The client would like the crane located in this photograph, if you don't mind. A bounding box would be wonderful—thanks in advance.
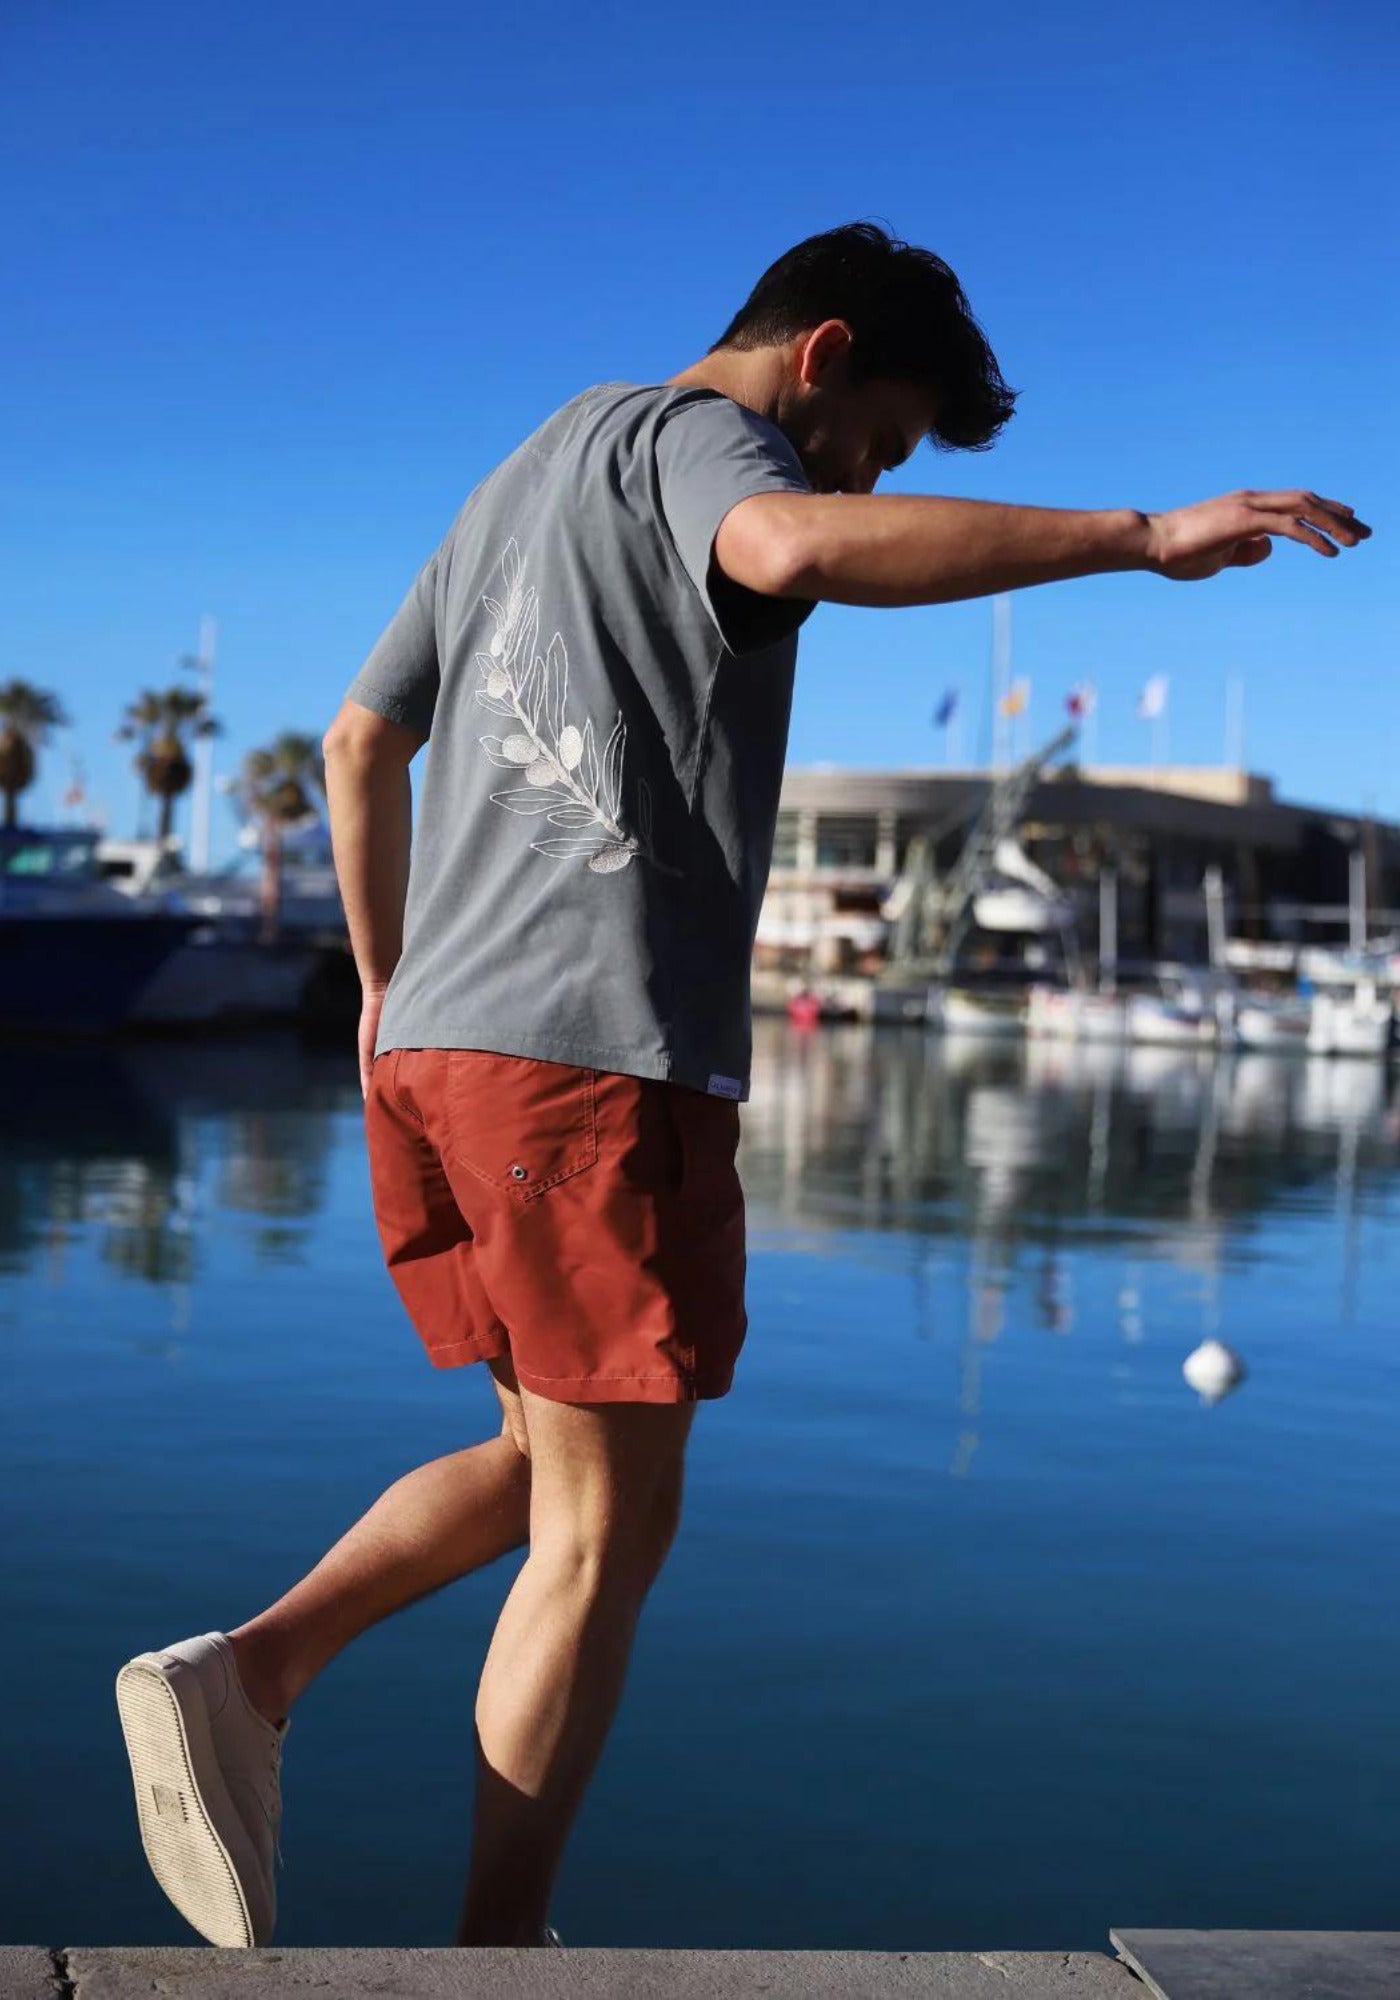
[882,724,1080,978]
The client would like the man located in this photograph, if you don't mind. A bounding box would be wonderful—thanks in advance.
[115,222,1369,1951]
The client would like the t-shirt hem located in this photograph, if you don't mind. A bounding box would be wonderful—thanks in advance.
[373,1021,750,1101]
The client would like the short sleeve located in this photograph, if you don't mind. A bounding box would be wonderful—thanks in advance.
[655,394,814,656]
[343,549,441,738]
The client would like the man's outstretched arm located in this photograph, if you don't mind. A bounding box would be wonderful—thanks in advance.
[323,697,422,1097]
[714,488,1371,609]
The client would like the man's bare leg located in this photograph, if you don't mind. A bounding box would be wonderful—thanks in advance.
[226,1358,534,1723]
[455,1382,695,1947]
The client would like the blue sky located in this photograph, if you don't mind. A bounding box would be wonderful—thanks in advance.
[2,0,1395,858]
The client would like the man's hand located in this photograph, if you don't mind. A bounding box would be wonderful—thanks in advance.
[358,983,388,1101]
[1144,489,1371,581]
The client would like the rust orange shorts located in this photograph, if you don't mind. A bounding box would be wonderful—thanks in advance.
[362,1046,748,1404]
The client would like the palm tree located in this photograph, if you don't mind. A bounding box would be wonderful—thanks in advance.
[236,732,326,943]
[0,680,70,831]
[115,686,222,845]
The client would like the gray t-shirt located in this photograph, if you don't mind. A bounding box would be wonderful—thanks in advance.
[343,380,813,1101]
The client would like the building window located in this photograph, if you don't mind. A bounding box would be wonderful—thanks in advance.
[814,814,879,868]
[770,811,799,868]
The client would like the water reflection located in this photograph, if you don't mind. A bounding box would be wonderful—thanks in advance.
[2,1022,1394,1317]
[741,1017,1398,1478]
[743,1016,1396,1257]
[0,1033,360,1290]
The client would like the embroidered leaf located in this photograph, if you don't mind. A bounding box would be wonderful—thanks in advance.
[602,713,626,820]
[531,836,612,859]
[580,716,599,796]
[474,540,670,880]
[511,596,539,675]
[545,633,568,742]
[491,787,573,815]
[521,653,545,728]
[588,842,634,874]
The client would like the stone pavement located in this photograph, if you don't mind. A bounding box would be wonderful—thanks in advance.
[2,1944,1141,1998]
[6,1933,1397,1996]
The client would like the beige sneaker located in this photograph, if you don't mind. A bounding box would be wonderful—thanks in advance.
[115,1630,288,1947]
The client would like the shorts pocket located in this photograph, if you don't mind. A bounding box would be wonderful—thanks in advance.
[441,1050,598,1199]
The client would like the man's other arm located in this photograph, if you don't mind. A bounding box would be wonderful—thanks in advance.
[322,698,421,1089]
[713,488,1369,608]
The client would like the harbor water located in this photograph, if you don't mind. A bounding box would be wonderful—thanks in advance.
[2,1017,1397,1949]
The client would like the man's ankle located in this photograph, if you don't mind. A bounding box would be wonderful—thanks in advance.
[226,1628,297,1728]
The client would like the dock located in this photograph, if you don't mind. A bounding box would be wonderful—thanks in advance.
[7,1932,1398,1997]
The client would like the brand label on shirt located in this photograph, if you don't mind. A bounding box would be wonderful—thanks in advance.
[707,1073,742,1099]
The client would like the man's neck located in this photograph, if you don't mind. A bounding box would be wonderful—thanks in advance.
[667,347,788,428]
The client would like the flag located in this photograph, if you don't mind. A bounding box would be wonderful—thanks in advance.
[933,688,959,728]
[62,783,85,807]
[998,678,1029,718]
[1066,680,1097,718]
[1137,673,1169,720]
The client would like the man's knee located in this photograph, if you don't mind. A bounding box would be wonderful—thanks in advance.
[533,1456,683,1588]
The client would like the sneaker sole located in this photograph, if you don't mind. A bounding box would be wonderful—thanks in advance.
[115,1654,267,1948]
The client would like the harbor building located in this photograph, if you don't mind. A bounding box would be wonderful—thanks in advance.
[758,763,1400,977]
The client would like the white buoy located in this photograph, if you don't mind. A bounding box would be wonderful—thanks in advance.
[1182,1338,1247,1405]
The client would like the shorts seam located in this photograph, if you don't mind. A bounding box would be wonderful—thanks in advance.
[509,1366,696,1383]
[390,1047,426,1128]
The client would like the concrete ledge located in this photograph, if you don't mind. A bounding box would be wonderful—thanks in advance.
[0,1950,53,2000]
[1111,1928,1400,1999]
[12,1946,1143,1999]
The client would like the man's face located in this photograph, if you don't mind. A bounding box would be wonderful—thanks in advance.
[776,350,934,496]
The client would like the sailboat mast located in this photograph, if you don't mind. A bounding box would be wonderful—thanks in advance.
[189,614,217,873]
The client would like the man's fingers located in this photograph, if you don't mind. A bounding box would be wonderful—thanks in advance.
[1260,512,1341,557]
[1245,491,1371,542]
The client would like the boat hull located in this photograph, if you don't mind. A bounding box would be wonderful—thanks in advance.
[0,914,200,1033]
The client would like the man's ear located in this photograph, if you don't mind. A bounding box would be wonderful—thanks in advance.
[795,319,854,388]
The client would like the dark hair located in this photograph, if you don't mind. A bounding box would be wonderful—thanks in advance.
[710,221,1017,452]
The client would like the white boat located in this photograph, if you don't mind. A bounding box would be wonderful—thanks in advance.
[1026,985,1128,1043]
[1033,963,1231,1050]
[1123,965,1233,1048]
[1306,976,1392,1058]
[937,987,1028,1038]
[1233,994,1312,1052]
[971,839,1077,935]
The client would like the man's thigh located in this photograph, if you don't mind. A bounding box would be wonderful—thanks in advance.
[517,1381,696,1549]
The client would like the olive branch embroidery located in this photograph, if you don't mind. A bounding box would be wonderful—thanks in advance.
[474,539,676,875]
